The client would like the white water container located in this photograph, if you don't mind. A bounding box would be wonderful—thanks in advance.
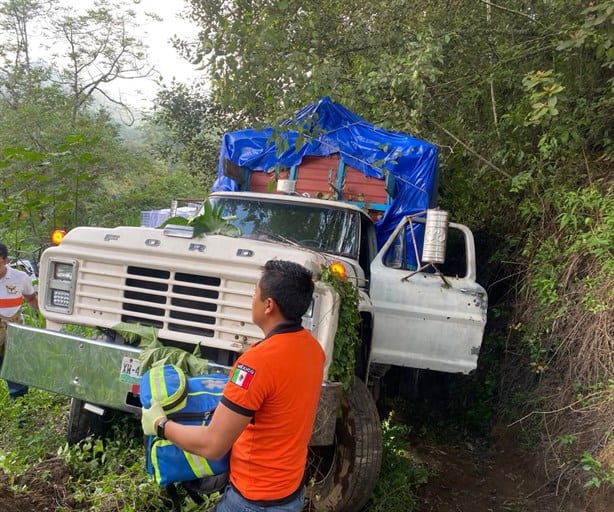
[422,209,449,264]
[277,179,296,194]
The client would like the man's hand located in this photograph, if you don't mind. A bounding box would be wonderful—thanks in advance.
[141,401,166,436]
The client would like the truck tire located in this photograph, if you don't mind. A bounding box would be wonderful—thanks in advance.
[305,377,383,511]
[67,398,111,444]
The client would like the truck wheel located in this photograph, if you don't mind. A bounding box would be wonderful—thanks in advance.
[67,398,111,444]
[305,377,383,511]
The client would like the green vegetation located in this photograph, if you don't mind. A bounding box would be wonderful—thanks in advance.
[0,385,426,511]
[0,0,212,254]
[320,265,361,390]
[580,451,614,490]
[367,421,430,512]
[0,388,172,511]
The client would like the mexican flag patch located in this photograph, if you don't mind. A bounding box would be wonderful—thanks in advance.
[231,364,255,390]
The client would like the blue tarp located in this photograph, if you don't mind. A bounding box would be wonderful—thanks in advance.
[211,96,439,249]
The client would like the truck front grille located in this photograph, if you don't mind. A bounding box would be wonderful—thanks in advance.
[121,266,222,337]
[68,258,258,347]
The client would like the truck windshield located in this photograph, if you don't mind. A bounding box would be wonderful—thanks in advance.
[210,197,360,258]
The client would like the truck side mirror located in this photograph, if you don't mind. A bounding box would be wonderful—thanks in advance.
[421,209,449,265]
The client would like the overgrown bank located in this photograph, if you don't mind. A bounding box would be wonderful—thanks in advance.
[497,183,613,507]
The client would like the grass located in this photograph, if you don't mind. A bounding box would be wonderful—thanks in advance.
[365,420,430,511]
[0,382,427,511]
[0,384,173,511]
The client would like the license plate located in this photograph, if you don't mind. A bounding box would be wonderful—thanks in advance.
[120,356,141,384]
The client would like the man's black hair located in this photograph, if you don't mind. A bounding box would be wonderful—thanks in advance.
[259,260,314,322]
[0,243,8,259]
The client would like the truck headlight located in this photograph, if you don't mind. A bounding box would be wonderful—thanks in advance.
[54,262,74,281]
[46,260,77,314]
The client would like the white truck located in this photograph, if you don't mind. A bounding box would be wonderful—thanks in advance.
[2,99,488,511]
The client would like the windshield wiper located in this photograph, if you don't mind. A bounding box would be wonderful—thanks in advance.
[253,230,299,246]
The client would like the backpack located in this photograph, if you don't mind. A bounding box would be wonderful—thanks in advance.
[140,364,230,507]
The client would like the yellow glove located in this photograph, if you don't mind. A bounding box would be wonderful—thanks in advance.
[141,400,166,436]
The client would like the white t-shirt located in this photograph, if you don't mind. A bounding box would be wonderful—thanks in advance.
[0,266,35,318]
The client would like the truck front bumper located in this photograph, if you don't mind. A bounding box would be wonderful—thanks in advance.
[2,324,342,445]
[1,324,141,412]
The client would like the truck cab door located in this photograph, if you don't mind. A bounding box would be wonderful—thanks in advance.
[369,216,487,374]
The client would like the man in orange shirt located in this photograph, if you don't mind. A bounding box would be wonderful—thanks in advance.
[142,260,325,511]
[0,242,39,400]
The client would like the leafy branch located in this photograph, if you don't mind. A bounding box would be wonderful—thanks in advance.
[321,265,361,390]
[113,322,210,377]
[161,199,241,238]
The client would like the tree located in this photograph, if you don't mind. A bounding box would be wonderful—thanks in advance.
[88,169,212,228]
[148,80,231,181]
[0,0,158,124]
[0,117,163,250]
[0,0,57,106]
[184,0,443,129]
[0,0,166,249]
[45,0,157,125]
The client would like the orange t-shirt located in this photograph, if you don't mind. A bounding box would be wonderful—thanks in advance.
[221,323,325,501]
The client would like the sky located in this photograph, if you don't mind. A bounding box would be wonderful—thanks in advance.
[108,0,202,110]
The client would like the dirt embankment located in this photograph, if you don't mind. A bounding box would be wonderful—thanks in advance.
[414,422,611,512]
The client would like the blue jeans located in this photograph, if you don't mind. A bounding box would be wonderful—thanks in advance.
[0,355,29,400]
[214,484,305,512]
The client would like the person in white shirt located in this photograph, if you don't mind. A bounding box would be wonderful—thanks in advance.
[0,242,38,400]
